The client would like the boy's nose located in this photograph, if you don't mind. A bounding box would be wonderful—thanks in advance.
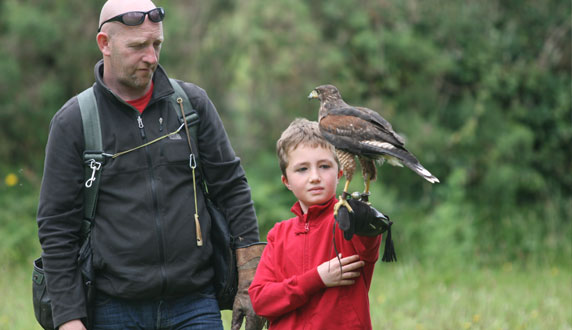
[309,169,320,182]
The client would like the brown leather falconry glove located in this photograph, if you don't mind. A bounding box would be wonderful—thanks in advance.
[231,243,267,330]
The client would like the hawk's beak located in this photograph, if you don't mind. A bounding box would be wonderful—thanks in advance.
[308,90,318,100]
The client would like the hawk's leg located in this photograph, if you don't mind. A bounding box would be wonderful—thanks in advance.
[360,158,376,204]
[334,180,353,216]
[361,178,371,204]
[335,150,357,215]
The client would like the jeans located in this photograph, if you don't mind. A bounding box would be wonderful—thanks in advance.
[92,286,223,330]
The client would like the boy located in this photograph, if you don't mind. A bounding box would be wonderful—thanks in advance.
[249,118,384,329]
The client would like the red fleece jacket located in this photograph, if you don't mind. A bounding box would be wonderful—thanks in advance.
[249,197,381,329]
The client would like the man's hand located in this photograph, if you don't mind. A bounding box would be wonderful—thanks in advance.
[58,319,86,330]
[231,244,267,330]
[231,290,266,330]
[317,254,365,287]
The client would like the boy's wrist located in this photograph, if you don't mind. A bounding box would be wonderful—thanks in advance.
[302,267,328,291]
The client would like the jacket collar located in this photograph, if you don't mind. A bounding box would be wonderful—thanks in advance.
[291,197,338,224]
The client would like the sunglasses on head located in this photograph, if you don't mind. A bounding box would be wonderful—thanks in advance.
[98,7,165,32]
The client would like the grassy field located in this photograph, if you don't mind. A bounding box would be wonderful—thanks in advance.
[3,259,570,329]
[368,262,571,330]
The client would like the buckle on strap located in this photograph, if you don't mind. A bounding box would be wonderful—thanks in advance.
[85,159,102,188]
[83,151,106,188]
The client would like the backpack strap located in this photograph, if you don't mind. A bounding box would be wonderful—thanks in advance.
[77,87,104,228]
[169,78,200,163]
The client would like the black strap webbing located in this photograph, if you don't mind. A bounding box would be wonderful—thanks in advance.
[169,78,200,163]
[77,87,104,222]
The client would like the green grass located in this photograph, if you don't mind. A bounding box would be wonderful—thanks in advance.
[4,261,570,330]
[369,262,571,330]
[0,260,40,329]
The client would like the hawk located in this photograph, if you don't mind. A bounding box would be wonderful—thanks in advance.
[308,84,439,214]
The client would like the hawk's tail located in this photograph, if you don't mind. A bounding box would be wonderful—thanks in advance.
[361,141,440,183]
[404,161,440,183]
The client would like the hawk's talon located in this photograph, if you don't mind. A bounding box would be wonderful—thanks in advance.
[334,196,353,216]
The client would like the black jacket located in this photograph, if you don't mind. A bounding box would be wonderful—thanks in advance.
[37,60,260,327]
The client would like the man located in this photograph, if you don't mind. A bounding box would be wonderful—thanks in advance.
[37,0,264,329]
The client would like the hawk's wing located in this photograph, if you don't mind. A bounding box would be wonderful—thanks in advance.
[320,114,413,163]
[320,113,438,183]
[325,106,405,147]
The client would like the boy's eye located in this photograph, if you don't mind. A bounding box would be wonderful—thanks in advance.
[295,167,307,172]
[320,164,331,169]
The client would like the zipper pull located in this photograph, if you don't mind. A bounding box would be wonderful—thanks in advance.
[137,115,146,139]
[159,117,163,132]
[305,222,309,232]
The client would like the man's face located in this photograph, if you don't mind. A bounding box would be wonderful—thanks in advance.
[107,19,163,92]
[282,145,342,214]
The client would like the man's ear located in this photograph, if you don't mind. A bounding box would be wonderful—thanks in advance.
[281,175,291,190]
[97,32,111,56]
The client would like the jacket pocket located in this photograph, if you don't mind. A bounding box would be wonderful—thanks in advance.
[161,137,193,164]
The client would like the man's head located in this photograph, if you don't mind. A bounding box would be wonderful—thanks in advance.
[277,118,342,213]
[98,2,164,33]
[97,0,164,99]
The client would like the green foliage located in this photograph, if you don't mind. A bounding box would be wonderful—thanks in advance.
[0,3,569,330]
[0,178,41,267]
[0,0,570,269]
[0,0,104,171]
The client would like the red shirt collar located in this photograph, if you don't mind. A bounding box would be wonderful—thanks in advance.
[127,82,154,113]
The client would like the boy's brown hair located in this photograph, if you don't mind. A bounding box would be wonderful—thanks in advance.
[276,118,338,177]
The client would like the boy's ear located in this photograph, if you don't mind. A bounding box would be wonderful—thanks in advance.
[281,175,291,190]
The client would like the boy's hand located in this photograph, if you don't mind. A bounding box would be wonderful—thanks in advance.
[317,254,364,287]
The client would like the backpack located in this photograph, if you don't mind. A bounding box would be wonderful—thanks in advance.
[33,79,237,329]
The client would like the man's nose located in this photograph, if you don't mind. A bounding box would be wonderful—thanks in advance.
[143,45,158,64]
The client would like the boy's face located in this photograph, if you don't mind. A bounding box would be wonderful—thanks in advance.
[282,144,342,214]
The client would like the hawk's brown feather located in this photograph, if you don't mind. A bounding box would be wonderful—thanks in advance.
[309,84,439,187]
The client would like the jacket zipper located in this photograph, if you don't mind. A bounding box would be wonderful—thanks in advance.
[137,114,168,294]
[303,218,309,272]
